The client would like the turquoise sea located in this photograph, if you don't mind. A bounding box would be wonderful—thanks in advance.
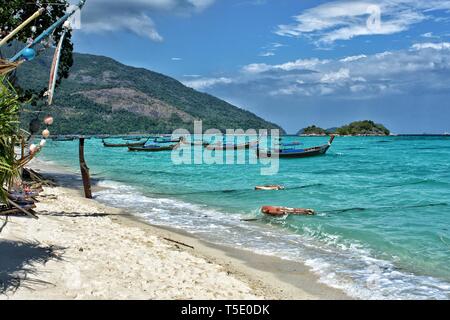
[40,136,450,299]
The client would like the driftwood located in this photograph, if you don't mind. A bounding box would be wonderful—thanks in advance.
[163,238,194,249]
[5,199,38,219]
[0,216,8,233]
[22,168,57,187]
[240,218,260,222]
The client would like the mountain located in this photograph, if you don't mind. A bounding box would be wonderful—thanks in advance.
[14,52,284,135]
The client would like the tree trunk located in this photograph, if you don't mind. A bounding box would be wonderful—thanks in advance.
[79,137,92,199]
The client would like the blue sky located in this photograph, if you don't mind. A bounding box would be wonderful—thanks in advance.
[71,0,450,133]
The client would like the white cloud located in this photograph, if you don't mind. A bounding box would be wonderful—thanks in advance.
[78,0,216,41]
[375,51,393,58]
[235,0,268,6]
[183,77,233,90]
[257,42,286,58]
[411,42,450,50]
[242,63,272,74]
[421,32,439,38]
[242,58,328,74]
[340,54,367,62]
[83,14,163,41]
[171,57,183,61]
[275,0,450,46]
[320,68,350,83]
[259,52,275,57]
[198,42,450,99]
[272,43,285,48]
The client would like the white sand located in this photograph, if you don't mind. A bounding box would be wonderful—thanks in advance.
[0,158,349,300]
[0,186,261,300]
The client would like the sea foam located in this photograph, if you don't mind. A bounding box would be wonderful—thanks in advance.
[95,179,450,300]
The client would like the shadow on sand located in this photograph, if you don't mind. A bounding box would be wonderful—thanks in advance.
[0,240,64,295]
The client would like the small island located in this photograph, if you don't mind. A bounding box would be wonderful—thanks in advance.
[298,120,390,136]
[297,125,327,136]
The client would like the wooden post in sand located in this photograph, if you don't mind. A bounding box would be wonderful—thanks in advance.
[79,137,92,199]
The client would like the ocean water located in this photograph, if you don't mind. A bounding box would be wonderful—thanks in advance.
[40,136,450,299]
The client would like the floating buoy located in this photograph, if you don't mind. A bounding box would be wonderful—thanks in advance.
[22,47,36,61]
[255,185,284,190]
[261,206,315,216]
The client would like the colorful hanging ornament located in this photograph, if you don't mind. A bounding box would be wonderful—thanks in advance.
[47,26,68,105]
[42,129,50,138]
[22,48,36,61]
[44,115,54,125]
[10,0,87,62]
[29,144,38,154]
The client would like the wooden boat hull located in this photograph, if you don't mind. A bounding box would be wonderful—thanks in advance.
[206,142,253,151]
[255,185,284,190]
[154,138,181,143]
[181,140,209,147]
[52,137,74,141]
[258,136,334,159]
[103,141,146,148]
[122,137,142,141]
[128,145,177,152]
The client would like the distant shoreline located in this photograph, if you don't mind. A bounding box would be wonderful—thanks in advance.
[293,133,450,137]
[48,133,450,138]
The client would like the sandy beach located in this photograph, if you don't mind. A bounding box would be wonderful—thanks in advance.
[0,159,348,300]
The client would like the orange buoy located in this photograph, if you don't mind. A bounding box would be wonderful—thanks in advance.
[261,206,315,216]
[255,185,284,191]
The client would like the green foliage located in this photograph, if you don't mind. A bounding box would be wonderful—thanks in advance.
[299,125,326,135]
[16,52,285,135]
[0,0,73,100]
[335,120,390,136]
[0,78,21,202]
[297,121,390,136]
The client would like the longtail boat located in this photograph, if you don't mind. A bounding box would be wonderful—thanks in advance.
[154,137,181,143]
[280,142,303,147]
[52,136,75,141]
[180,138,209,147]
[128,143,179,152]
[103,139,147,148]
[255,185,284,190]
[122,137,143,141]
[257,136,335,159]
[206,141,255,150]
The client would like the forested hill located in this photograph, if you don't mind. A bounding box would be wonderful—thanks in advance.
[297,120,390,136]
[15,52,284,135]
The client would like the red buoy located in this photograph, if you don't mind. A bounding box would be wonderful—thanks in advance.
[261,206,315,216]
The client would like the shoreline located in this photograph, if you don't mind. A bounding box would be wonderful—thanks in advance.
[0,158,348,300]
